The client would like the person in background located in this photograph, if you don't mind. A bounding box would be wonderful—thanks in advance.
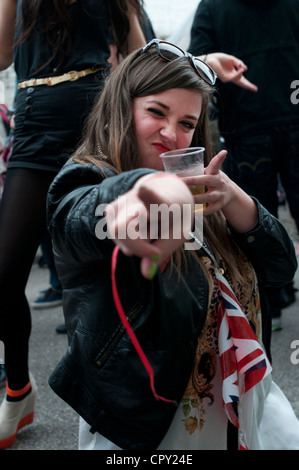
[0,103,10,390]
[188,0,299,331]
[0,104,9,150]
[0,104,12,202]
[31,3,156,333]
[0,0,146,450]
[47,40,298,450]
[109,3,156,71]
[0,364,6,390]
[31,230,63,310]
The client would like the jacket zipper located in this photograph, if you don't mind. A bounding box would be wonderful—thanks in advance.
[95,303,143,367]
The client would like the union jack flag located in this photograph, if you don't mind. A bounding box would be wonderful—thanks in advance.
[216,270,272,443]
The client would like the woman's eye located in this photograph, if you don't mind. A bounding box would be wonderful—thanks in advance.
[148,108,164,117]
[181,121,196,130]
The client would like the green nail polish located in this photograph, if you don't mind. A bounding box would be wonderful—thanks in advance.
[148,263,158,279]
[150,254,160,262]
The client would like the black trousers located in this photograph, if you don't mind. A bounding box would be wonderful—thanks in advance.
[222,123,299,320]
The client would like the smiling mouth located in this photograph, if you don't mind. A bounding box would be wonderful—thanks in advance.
[153,142,172,153]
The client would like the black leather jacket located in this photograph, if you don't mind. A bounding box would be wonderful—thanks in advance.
[47,159,297,450]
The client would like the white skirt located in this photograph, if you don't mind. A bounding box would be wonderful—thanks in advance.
[240,376,299,450]
[78,377,299,450]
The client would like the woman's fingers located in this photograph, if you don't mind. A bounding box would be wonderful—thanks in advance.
[105,175,195,279]
[204,150,227,175]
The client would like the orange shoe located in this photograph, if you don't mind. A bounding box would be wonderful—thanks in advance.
[0,373,37,449]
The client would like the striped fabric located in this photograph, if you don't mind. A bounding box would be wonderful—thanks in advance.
[216,270,272,438]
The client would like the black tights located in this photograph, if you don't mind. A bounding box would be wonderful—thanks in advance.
[0,168,55,390]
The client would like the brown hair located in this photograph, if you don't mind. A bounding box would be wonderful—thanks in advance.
[75,49,213,170]
[74,47,248,284]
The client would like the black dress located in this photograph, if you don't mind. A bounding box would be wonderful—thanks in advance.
[9,0,111,173]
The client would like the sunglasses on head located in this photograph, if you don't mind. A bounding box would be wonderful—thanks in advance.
[140,39,217,86]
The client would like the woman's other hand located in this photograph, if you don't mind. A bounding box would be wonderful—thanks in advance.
[184,150,258,232]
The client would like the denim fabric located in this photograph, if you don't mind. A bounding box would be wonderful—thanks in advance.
[40,230,61,293]
[222,124,299,233]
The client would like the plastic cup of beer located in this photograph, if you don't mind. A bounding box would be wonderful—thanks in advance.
[159,147,205,212]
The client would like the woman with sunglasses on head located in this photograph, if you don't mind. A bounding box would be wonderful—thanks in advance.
[0,0,147,450]
[47,40,299,450]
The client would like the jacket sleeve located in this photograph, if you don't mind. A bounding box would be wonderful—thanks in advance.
[229,198,297,287]
[188,0,216,55]
[47,160,156,266]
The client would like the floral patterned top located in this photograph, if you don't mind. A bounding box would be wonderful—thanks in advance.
[158,252,262,450]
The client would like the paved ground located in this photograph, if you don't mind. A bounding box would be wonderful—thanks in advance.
[0,260,79,451]
[269,204,299,418]
[0,204,298,451]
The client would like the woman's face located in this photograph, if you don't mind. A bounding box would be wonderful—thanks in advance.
[133,88,203,170]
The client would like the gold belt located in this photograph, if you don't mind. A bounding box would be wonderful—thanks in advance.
[17,67,103,89]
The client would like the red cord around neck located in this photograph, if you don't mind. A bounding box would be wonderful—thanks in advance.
[111,245,176,404]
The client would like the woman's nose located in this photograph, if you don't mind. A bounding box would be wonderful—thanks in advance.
[160,122,177,143]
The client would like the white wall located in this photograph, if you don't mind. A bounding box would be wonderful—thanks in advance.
[144,0,199,38]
